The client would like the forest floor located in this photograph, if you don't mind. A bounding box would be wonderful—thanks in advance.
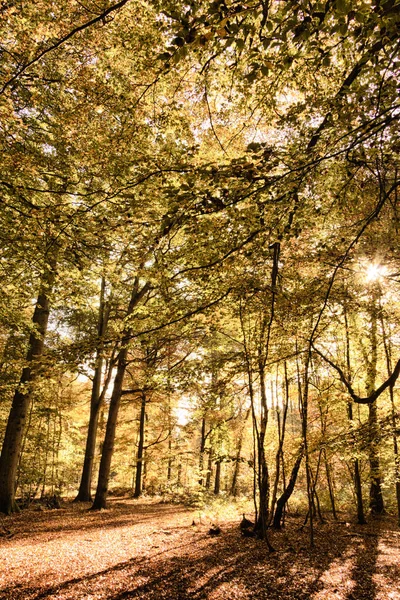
[0,497,399,600]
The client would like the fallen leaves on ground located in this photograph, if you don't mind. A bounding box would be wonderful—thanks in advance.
[0,499,399,599]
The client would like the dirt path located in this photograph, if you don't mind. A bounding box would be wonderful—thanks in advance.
[0,499,399,599]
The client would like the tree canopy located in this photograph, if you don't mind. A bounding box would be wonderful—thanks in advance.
[0,0,399,531]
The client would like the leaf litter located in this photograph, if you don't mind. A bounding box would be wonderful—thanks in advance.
[0,498,399,599]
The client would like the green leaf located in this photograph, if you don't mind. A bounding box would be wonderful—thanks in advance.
[157,52,172,61]
[245,70,258,83]
[336,0,347,14]
[172,37,185,47]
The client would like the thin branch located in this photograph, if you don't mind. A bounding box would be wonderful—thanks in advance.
[171,228,262,279]
[307,33,398,150]
[204,82,227,156]
[0,0,132,95]
[105,288,232,345]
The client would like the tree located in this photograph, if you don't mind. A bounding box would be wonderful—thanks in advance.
[0,245,58,513]
[74,276,115,502]
[1,0,399,526]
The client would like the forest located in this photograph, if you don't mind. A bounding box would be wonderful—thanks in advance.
[0,0,399,598]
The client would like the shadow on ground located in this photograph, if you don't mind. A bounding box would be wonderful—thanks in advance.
[0,520,356,600]
[2,498,189,541]
[345,528,379,600]
[2,503,398,600]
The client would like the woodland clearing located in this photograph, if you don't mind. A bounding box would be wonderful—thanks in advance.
[0,498,399,600]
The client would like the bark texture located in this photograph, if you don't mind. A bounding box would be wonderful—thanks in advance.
[0,256,57,514]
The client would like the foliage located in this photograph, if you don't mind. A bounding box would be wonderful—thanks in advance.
[0,0,399,525]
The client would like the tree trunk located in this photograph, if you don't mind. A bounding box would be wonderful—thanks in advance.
[269,365,289,524]
[347,401,367,523]
[134,393,146,498]
[91,345,128,509]
[230,437,242,497]
[167,399,173,483]
[75,278,111,502]
[230,409,250,496]
[199,416,206,486]
[344,301,367,524]
[368,402,384,514]
[177,462,182,486]
[318,398,337,520]
[380,312,400,525]
[167,436,172,482]
[205,451,212,490]
[91,279,150,510]
[301,348,314,545]
[273,445,304,529]
[75,359,116,502]
[308,451,325,523]
[254,361,270,540]
[355,452,366,523]
[0,255,57,514]
[41,409,51,498]
[142,428,148,493]
[323,447,337,519]
[367,290,384,515]
[74,385,103,502]
[255,434,269,537]
[214,460,221,495]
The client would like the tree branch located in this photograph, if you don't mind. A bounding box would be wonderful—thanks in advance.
[307,34,397,150]
[0,0,132,94]
[312,344,400,405]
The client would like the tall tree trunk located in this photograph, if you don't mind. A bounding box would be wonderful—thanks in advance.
[269,364,289,524]
[295,341,314,545]
[348,401,367,523]
[254,360,270,540]
[254,243,279,551]
[380,312,400,525]
[134,393,146,498]
[239,242,277,553]
[15,395,35,495]
[367,289,384,515]
[167,397,173,483]
[91,279,150,510]
[75,278,112,502]
[230,437,242,497]
[323,446,337,520]
[142,444,148,493]
[230,411,251,497]
[41,409,51,498]
[91,345,128,509]
[0,253,57,514]
[74,369,105,502]
[214,459,221,495]
[199,416,206,486]
[167,436,172,483]
[344,301,366,524]
[177,462,182,486]
[368,402,384,513]
[205,450,212,490]
[318,399,337,519]
[54,405,63,494]
[307,450,324,523]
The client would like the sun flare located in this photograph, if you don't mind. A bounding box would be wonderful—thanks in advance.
[365,262,387,283]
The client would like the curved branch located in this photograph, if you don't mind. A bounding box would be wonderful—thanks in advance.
[312,344,400,405]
